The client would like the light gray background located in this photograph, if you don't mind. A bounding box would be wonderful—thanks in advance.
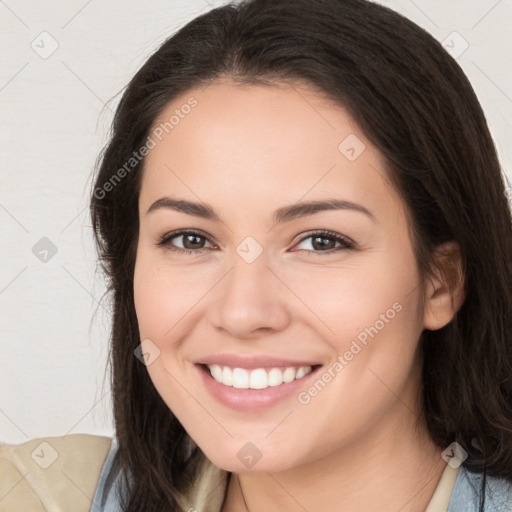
[1,0,511,444]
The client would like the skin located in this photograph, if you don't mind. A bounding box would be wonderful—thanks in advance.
[133,80,465,511]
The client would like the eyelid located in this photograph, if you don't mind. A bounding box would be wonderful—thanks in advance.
[294,229,354,247]
[157,228,217,250]
[156,228,355,255]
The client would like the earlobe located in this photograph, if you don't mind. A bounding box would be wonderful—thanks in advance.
[423,241,466,331]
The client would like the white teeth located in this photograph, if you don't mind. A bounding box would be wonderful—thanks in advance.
[232,368,249,389]
[206,364,313,389]
[296,366,307,379]
[268,368,283,387]
[282,367,296,383]
[222,366,232,386]
[249,368,267,389]
[210,364,223,382]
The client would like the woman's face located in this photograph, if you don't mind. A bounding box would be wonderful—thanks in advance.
[133,80,430,472]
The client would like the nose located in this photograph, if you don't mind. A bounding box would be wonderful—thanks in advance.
[208,250,291,339]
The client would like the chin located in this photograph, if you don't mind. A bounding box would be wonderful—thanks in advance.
[199,442,301,473]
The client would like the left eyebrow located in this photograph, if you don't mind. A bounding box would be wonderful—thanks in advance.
[146,197,378,224]
[273,199,377,224]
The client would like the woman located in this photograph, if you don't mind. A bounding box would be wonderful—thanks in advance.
[2,0,511,510]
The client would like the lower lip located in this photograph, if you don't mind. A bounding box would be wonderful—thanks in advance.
[195,364,322,412]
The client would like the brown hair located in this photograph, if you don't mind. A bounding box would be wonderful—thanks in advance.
[90,0,512,510]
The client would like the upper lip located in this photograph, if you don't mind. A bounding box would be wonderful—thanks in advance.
[196,353,322,369]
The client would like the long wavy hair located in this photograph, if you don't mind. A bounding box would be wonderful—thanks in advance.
[90,0,512,510]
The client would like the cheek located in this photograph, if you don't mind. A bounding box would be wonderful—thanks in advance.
[133,258,165,339]
[133,249,198,340]
[133,252,197,415]
[281,258,420,345]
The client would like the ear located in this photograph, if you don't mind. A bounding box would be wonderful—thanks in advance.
[423,241,466,331]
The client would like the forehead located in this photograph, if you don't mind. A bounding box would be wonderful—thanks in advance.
[139,80,401,222]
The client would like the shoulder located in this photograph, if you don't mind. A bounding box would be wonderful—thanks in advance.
[0,433,113,512]
[92,442,230,512]
[90,436,126,512]
[448,464,512,511]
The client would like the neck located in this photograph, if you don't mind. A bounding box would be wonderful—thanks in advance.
[221,404,446,512]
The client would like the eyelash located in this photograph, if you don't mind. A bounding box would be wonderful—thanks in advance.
[156,229,355,256]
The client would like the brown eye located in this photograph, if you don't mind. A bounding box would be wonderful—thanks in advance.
[311,235,336,251]
[157,229,215,254]
[293,230,354,256]
[181,233,207,250]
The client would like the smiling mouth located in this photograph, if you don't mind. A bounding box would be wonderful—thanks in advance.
[199,363,323,390]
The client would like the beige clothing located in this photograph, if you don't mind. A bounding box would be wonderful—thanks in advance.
[0,434,111,512]
[0,434,459,511]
